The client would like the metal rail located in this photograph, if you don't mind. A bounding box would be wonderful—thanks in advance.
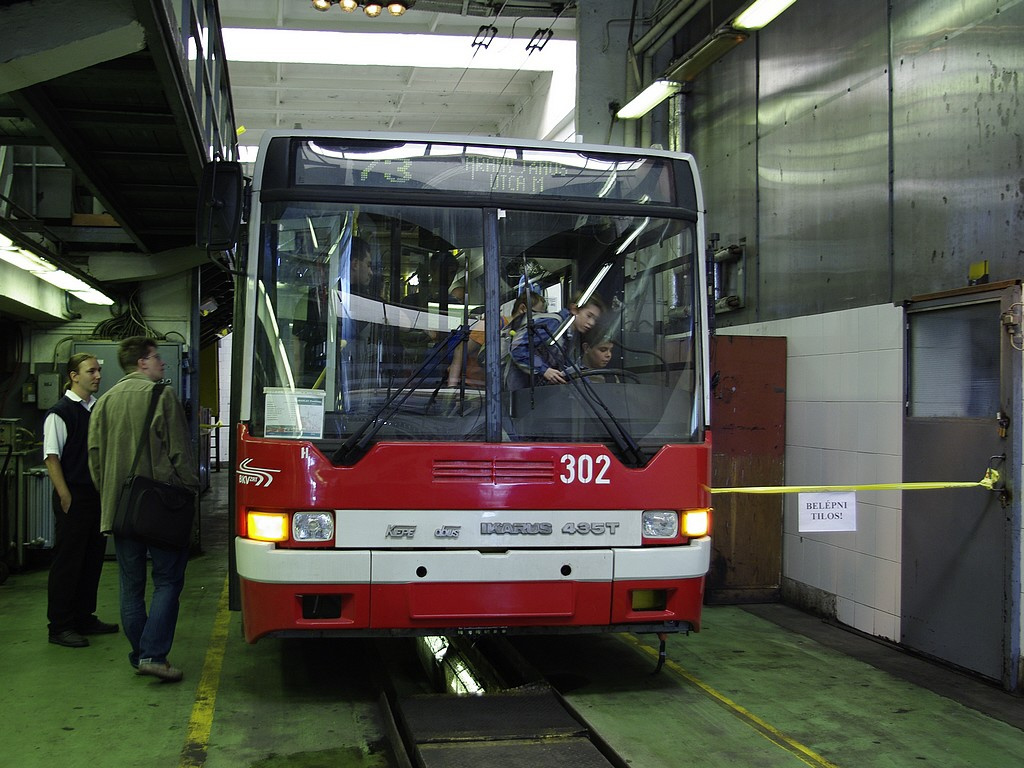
[376,636,630,768]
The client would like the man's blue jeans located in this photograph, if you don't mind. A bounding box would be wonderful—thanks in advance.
[114,535,188,667]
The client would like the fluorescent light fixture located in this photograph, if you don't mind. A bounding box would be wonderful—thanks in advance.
[0,248,57,273]
[616,219,650,255]
[37,270,93,292]
[664,31,748,82]
[548,262,613,345]
[616,79,681,120]
[71,288,114,305]
[0,235,114,305]
[733,0,799,30]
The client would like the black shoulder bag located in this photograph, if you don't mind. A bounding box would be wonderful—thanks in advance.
[111,384,196,550]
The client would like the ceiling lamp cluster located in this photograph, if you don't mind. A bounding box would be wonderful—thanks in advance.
[312,0,415,16]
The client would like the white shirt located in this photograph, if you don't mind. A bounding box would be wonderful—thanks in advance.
[42,390,97,459]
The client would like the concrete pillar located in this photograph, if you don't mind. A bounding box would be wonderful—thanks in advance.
[575,0,635,147]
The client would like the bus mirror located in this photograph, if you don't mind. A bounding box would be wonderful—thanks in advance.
[196,160,243,251]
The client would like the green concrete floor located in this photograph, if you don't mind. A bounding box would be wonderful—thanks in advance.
[1,471,1021,768]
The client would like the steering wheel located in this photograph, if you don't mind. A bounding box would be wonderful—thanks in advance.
[571,368,641,383]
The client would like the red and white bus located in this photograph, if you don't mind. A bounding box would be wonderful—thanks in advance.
[208,133,712,642]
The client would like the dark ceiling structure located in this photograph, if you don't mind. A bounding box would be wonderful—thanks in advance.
[0,0,582,348]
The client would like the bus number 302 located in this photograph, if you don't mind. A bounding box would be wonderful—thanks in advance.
[559,454,611,485]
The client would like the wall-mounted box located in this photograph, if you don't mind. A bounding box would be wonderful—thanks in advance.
[37,372,62,410]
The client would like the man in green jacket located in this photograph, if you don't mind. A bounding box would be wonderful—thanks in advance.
[88,337,198,683]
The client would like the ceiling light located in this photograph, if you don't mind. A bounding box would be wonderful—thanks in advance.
[664,31,748,82]
[310,0,415,15]
[0,248,56,273]
[71,288,115,305]
[38,270,93,292]
[0,234,114,305]
[732,0,799,30]
[616,79,681,120]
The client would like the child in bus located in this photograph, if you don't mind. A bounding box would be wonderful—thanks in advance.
[507,292,606,389]
[580,336,616,377]
[448,280,547,387]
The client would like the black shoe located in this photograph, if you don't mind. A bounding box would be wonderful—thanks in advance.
[49,630,89,648]
[77,617,119,635]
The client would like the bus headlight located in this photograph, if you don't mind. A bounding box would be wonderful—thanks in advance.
[247,511,289,542]
[293,512,335,542]
[642,510,678,538]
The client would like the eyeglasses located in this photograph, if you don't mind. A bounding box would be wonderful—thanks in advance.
[142,353,162,361]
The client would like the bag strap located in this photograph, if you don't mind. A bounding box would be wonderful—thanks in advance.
[127,383,167,477]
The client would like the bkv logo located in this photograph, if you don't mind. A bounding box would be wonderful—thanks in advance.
[237,458,282,487]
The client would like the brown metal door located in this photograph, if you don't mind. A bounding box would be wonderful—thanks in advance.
[707,335,786,603]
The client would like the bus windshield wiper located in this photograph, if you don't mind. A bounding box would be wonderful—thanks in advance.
[332,325,469,466]
[534,326,647,468]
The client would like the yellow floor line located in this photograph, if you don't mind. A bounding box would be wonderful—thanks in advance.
[180,575,232,768]
[622,635,842,768]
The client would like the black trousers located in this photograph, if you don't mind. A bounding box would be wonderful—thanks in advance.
[46,487,106,634]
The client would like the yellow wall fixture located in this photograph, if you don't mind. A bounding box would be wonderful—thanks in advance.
[616,79,682,120]
[733,0,799,30]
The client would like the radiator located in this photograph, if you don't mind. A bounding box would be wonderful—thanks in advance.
[24,466,54,549]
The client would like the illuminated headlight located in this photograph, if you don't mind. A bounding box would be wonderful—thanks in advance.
[293,512,335,542]
[642,510,679,538]
[247,511,288,542]
[682,509,711,538]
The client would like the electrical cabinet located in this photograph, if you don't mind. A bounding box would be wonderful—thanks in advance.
[71,341,184,400]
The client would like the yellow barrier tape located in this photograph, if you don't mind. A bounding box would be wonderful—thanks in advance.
[705,468,999,495]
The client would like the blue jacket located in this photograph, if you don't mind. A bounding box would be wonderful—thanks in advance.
[507,310,579,388]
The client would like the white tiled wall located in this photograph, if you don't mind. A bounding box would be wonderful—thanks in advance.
[720,304,905,641]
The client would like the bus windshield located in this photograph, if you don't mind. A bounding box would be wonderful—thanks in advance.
[246,139,704,462]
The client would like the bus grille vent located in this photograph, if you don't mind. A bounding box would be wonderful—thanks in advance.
[433,460,554,484]
[494,460,554,483]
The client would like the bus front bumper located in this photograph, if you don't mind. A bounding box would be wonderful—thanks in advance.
[236,536,710,642]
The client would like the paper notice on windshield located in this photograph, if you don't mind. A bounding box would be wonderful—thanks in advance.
[264,388,326,439]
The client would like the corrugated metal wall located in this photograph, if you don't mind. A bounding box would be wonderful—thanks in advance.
[690,0,1024,323]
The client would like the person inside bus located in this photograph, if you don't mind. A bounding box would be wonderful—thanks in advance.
[506,292,606,389]
[339,236,385,395]
[507,279,548,335]
[446,305,487,388]
[580,336,616,379]
[349,237,376,298]
[446,280,547,388]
